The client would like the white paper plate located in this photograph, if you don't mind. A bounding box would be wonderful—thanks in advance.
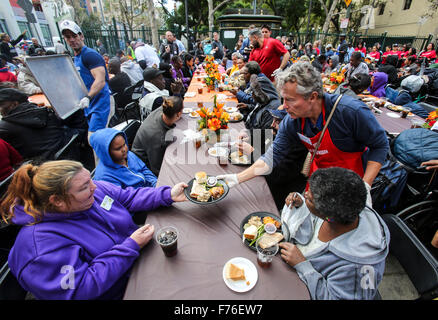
[386,112,401,118]
[189,112,199,118]
[222,257,258,293]
[183,108,193,114]
[225,106,238,113]
[208,147,228,157]
[184,92,196,97]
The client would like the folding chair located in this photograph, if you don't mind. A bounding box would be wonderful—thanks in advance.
[383,213,438,300]
[121,120,141,149]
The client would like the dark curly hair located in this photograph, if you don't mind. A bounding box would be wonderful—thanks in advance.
[308,167,367,224]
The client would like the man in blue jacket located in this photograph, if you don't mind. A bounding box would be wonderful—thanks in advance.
[218,61,389,204]
[60,20,111,138]
[90,128,157,189]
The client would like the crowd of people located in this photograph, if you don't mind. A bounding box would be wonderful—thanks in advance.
[0,20,437,301]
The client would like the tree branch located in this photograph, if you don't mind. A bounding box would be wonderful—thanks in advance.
[212,0,233,14]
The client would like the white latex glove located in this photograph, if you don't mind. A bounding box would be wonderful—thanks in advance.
[78,96,90,109]
[271,68,283,78]
[364,181,372,208]
[216,174,239,188]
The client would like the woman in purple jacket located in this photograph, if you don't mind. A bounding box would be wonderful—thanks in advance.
[170,55,190,89]
[0,160,187,300]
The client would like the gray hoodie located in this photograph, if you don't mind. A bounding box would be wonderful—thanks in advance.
[281,196,390,300]
[120,60,143,85]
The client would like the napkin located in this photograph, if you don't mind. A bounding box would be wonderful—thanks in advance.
[184,92,196,98]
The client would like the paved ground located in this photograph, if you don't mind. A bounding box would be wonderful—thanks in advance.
[379,254,419,300]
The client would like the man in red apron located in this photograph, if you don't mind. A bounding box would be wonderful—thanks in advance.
[218,61,389,200]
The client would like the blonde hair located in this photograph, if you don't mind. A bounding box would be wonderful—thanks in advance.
[0,160,84,224]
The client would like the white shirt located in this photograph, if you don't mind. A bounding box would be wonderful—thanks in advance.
[175,39,186,53]
[55,42,67,54]
[134,44,160,68]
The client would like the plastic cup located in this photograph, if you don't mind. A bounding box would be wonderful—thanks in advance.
[256,238,278,268]
[156,226,178,257]
[400,107,411,119]
[197,102,203,108]
[198,87,203,94]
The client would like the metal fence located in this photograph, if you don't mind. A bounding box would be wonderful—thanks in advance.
[279,30,434,53]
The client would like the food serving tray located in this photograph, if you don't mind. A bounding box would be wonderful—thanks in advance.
[184,177,230,205]
[240,212,289,251]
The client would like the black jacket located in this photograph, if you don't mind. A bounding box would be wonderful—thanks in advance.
[159,41,179,64]
[0,34,25,62]
[244,73,281,130]
[0,103,88,160]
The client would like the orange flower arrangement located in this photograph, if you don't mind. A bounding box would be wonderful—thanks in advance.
[196,95,229,132]
[329,71,345,84]
[204,55,221,88]
[423,110,438,129]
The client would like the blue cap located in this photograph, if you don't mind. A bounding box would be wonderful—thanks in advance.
[269,108,288,120]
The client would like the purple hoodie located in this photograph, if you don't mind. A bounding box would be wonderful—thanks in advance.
[8,181,173,300]
[370,72,388,98]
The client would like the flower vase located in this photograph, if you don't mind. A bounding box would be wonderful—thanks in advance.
[206,129,221,145]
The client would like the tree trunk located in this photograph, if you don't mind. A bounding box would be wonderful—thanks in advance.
[320,0,339,46]
[207,0,214,39]
[146,0,160,50]
[207,0,232,38]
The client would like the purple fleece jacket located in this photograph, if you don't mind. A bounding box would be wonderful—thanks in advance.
[370,72,388,98]
[8,181,173,300]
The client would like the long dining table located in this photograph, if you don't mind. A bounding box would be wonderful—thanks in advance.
[123,74,310,300]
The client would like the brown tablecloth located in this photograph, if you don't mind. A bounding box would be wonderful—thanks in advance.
[373,106,424,136]
[123,106,310,300]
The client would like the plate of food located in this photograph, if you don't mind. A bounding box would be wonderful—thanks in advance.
[189,111,199,118]
[229,149,252,166]
[385,104,403,112]
[224,106,238,113]
[228,111,243,123]
[208,146,228,158]
[184,171,229,204]
[240,212,288,252]
[222,257,258,293]
[183,107,193,114]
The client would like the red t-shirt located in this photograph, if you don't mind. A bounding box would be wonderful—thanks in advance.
[420,50,437,61]
[369,51,380,60]
[0,68,17,83]
[249,37,288,81]
[355,47,366,56]
[0,138,22,181]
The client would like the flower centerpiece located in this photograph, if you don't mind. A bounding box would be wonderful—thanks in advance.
[204,55,221,90]
[196,95,230,142]
[423,110,438,129]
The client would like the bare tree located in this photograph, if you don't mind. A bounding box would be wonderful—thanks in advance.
[146,0,160,50]
[207,0,233,38]
[318,0,340,46]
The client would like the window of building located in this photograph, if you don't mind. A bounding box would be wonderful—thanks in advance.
[378,3,385,15]
[40,24,53,46]
[0,19,9,34]
[403,0,413,10]
[33,3,43,11]
[17,21,32,39]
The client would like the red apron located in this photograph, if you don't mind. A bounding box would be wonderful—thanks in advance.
[297,104,366,187]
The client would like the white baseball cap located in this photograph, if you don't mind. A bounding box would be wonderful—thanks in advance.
[59,20,82,35]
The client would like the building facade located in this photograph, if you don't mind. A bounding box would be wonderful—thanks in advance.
[368,0,438,39]
[0,0,64,49]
